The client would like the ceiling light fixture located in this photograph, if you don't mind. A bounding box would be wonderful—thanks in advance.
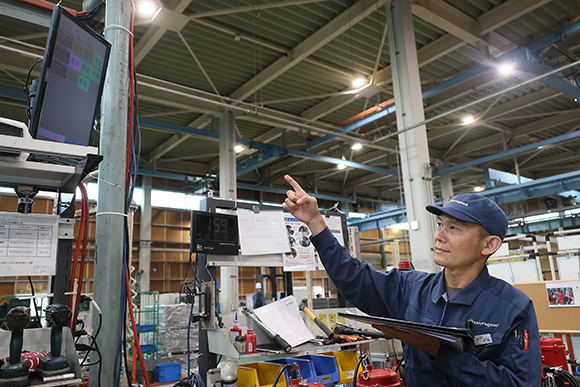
[473,186,484,192]
[337,163,347,170]
[138,0,161,19]
[462,115,475,125]
[234,145,245,153]
[352,77,365,88]
[351,143,362,150]
[498,63,514,75]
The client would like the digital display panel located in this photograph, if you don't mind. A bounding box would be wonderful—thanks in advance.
[29,6,110,146]
[191,211,239,255]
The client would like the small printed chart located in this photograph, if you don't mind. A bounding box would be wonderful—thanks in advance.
[0,212,59,276]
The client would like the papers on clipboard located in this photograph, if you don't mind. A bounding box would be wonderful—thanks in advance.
[338,311,472,351]
[253,296,315,348]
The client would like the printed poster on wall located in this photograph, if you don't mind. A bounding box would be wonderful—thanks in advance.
[546,281,579,307]
[283,216,316,271]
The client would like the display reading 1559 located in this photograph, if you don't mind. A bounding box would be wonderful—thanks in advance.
[191,211,239,255]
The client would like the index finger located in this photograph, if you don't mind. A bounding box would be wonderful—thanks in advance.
[284,174,306,194]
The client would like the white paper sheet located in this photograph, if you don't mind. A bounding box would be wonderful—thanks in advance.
[253,295,314,348]
[237,210,291,255]
[0,212,59,276]
[324,215,345,246]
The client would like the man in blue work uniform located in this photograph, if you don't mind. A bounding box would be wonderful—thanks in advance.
[253,282,265,309]
[282,175,541,386]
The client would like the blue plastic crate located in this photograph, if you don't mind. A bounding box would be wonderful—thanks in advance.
[265,357,317,383]
[290,354,339,387]
[136,324,156,332]
[155,362,181,383]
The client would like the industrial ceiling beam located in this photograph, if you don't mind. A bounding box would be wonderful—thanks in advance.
[410,0,496,49]
[138,117,398,176]
[187,0,388,132]
[351,169,580,231]
[300,0,555,144]
[450,110,580,158]
[134,0,193,65]
[435,127,580,176]
[188,0,330,19]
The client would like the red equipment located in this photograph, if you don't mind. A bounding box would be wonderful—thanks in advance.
[541,337,570,372]
[357,366,404,387]
[356,353,404,387]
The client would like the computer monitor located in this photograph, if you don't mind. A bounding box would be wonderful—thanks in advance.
[28,5,110,146]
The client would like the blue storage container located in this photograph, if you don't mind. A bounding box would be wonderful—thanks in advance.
[291,354,339,387]
[265,357,317,384]
[155,362,181,383]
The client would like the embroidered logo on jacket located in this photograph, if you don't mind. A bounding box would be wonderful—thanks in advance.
[468,318,499,328]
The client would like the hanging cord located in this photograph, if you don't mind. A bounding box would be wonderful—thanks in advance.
[69,186,87,311]
[23,58,43,119]
[26,277,41,326]
[71,182,89,336]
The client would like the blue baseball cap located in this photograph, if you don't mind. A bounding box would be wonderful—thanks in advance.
[426,194,508,240]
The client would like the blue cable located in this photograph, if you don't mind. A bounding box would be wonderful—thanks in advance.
[77,1,104,20]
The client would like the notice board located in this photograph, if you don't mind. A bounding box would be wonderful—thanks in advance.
[514,280,580,333]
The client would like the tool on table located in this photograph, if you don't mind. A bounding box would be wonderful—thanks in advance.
[299,299,334,339]
[299,299,364,344]
[0,306,30,387]
[334,322,389,339]
[38,304,73,378]
[241,308,292,353]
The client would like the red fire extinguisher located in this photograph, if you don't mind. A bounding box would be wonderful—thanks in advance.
[356,352,405,387]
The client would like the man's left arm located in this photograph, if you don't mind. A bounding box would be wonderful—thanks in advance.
[432,305,542,386]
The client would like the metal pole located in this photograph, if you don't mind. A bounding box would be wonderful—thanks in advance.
[218,111,239,315]
[386,0,436,272]
[91,0,131,384]
[139,176,152,291]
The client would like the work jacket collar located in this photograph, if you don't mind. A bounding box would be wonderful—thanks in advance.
[431,266,493,305]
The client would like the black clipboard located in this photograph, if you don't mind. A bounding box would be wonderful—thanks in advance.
[338,312,473,351]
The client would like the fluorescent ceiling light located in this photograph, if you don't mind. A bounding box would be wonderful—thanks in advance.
[234,145,245,153]
[351,143,363,150]
[138,1,160,19]
[498,63,514,75]
[462,115,475,125]
[352,77,365,88]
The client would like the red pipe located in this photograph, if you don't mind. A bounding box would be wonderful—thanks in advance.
[15,0,77,16]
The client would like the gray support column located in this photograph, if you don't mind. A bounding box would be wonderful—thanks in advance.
[139,176,152,291]
[386,0,436,273]
[437,161,454,204]
[91,0,131,385]
[218,112,239,312]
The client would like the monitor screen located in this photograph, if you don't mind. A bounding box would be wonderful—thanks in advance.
[28,5,110,146]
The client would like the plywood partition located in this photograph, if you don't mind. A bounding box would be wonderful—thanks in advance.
[514,280,580,333]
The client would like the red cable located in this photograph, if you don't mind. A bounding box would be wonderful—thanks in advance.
[71,183,89,336]
[69,185,87,310]
[125,267,150,387]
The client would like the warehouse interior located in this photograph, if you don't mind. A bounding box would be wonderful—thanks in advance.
[1,0,580,386]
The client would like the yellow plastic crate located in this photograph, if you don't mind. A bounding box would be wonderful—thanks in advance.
[238,362,287,387]
[321,351,359,385]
